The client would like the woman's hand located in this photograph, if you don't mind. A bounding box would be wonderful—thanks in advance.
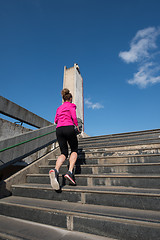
[77,126,81,133]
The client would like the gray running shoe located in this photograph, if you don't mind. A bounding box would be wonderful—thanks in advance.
[49,169,60,190]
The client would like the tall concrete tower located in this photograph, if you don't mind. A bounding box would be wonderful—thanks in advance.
[63,63,84,131]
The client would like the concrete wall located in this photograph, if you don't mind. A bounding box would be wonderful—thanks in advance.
[63,66,75,103]
[0,96,54,166]
[0,96,52,128]
[75,67,84,126]
[0,119,56,172]
[0,147,60,198]
[0,143,55,182]
[0,118,31,141]
[0,124,57,168]
[63,64,84,131]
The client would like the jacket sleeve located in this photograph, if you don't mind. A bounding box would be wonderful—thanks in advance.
[70,104,78,126]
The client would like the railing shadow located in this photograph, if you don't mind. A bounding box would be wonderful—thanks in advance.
[0,181,12,199]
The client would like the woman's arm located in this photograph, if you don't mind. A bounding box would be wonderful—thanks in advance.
[70,104,78,126]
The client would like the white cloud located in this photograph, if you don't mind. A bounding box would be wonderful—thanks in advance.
[119,26,160,88]
[128,62,160,88]
[119,27,160,63]
[85,98,104,110]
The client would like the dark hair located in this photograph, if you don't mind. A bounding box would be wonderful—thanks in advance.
[61,88,72,101]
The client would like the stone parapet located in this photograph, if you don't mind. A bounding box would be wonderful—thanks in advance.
[0,96,51,128]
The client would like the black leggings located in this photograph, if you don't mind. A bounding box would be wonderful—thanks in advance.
[56,126,78,158]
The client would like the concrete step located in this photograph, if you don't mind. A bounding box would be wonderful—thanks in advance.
[79,129,160,143]
[78,138,160,149]
[0,214,113,240]
[26,173,160,189]
[11,184,160,211]
[39,162,160,175]
[79,131,160,140]
[0,196,160,239]
[78,143,160,156]
[48,154,160,165]
[2,128,160,240]
[79,136,160,146]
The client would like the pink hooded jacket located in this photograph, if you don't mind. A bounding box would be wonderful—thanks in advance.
[54,102,78,128]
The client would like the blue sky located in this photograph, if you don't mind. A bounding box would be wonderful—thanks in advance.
[1,0,160,136]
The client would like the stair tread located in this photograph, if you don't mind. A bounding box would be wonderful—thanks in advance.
[79,128,160,138]
[27,173,160,178]
[12,183,160,195]
[0,214,112,240]
[1,196,160,224]
[77,143,160,150]
[78,139,160,146]
[40,162,160,167]
[2,129,160,239]
[49,153,160,160]
[79,134,160,141]
[78,141,160,147]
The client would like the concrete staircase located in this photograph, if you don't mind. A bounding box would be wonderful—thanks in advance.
[1,129,160,239]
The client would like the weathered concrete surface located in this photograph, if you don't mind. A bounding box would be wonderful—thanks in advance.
[0,147,59,198]
[0,119,55,180]
[0,96,51,128]
[0,215,113,240]
[1,128,160,239]
[0,143,54,183]
[0,124,57,168]
[63,64,84,131]
[0,118,31,141]
[0,119,82,168]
